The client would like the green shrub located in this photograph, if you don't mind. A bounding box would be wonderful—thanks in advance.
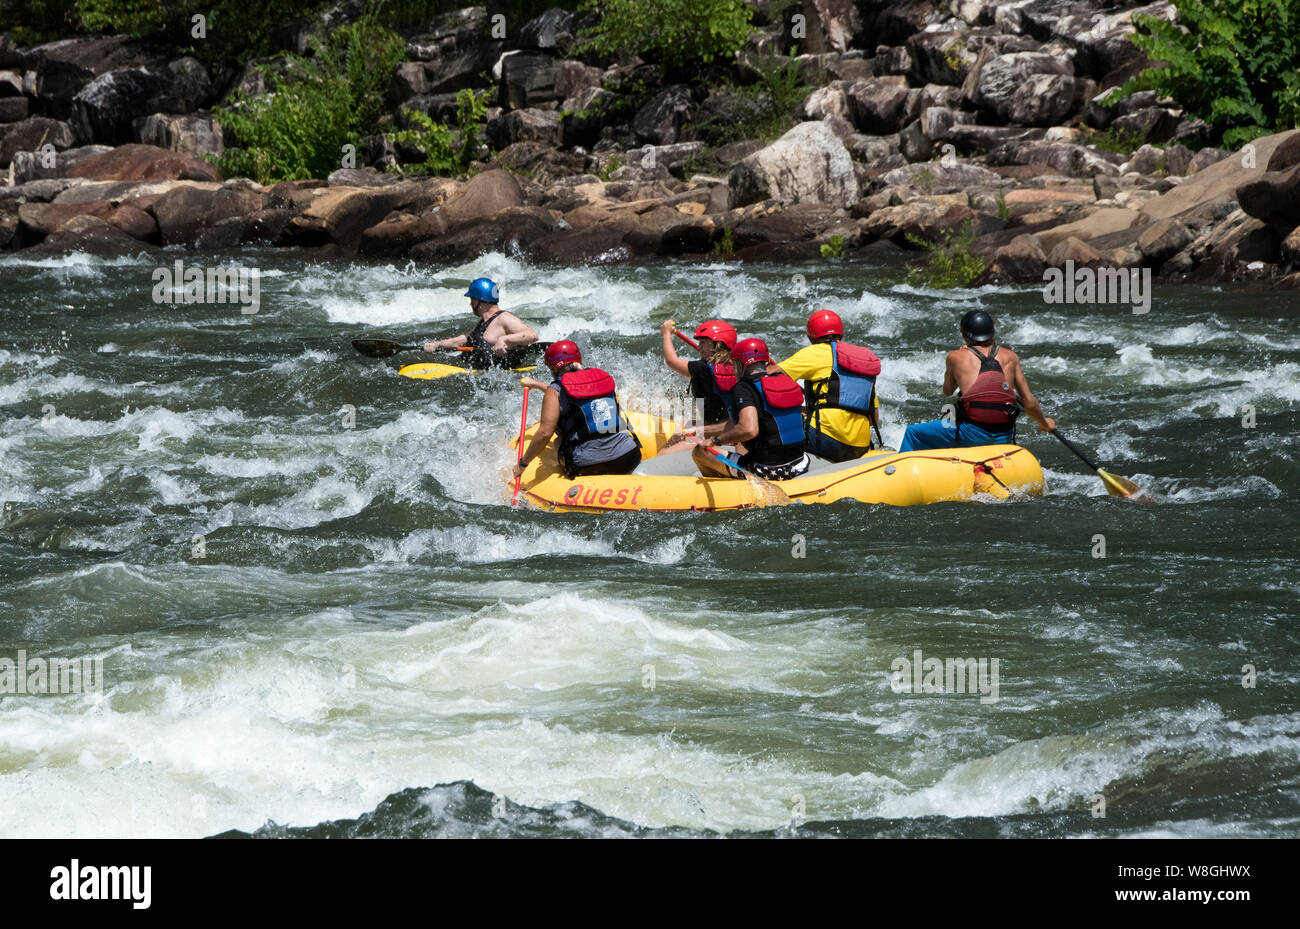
[1108,0,1300,147]
[212,6,404,183]
[819,234,845,258]
[713,227,735,260]
[905,222,987,289]
[578,0,752,70]
[387,88,490,176]
[686,51,809,145]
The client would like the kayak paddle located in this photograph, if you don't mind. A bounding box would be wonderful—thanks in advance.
[1051,429,1153,502]
[351,338,473,358]
[673,328,700,350]
[512,384,530,507]
[398,362,537,380]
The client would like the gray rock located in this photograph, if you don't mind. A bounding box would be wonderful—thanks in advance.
[1112,106,1182,144]
[963,50,1073,123]
[632,85,695,146]
[0,116,74,168]
[1006,72,1081,126]
[0,96,28,122]
[728,120,859,209]
[846,76,912,134]
[518,8,576,50]
[882,160,1004,192]
[487,107,562,149]
[500,53,557,110]
[134,112,224,158]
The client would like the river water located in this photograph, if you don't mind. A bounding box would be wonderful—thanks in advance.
[1,248,1296,838]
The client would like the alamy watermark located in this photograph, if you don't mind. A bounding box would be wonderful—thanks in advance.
[151,259,261,314]
[890,649,1000,704]
[0,650,104,695]
[1042,261,1152,314]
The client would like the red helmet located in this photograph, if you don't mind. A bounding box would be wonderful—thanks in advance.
[730,337,770,367]
[807,309,843,341]
[544,340,581,369]
[693,320,737,350]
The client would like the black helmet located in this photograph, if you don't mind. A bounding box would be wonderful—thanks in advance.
[960,309,995,344]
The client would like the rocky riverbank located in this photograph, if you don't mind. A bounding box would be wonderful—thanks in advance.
[2,2,1298,286]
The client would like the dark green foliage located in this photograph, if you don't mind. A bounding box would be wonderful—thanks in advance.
[1109,0,1300,147]
[577,0,752,69]
[387,88,489,175]
[905,222,987,290]
[212,6,405,183]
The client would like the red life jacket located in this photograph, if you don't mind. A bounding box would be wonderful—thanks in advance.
[554,368,621,450]
[712,363,737,420]
[958,344,1021,427]
[753,371,806,447]
[810,341,880,417]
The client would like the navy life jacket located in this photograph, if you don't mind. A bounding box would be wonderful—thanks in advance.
[752,371,806,447]
[554,368,622,455]
[808,341,881,419]
[958,343,1021,428]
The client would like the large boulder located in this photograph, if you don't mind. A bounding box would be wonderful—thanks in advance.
[518,8,577,50]
[22,35,153,119]
[1006,72,1081,126]
[9,143,110,183]
[133,112,224,158]
[980,233,1049,283]
[150,183,264,245]
[28,213,158,256]
[486,107,561,149]
[882,161,1004,193]
[727,120,859,209]
[861,198,977,244]
[66,143,221,182]
[1136,217,1193,264]
[1141,129,1300,226]
[989,140,1121,177]
[69,59,209,146]
[0,116,74,168]
[1236,164,1300,234]
[1037,207,1146,251]
[438,168,525,227]
[413,205,560,262]
[17,198,114,237]
[500,53,558,110]
[0,96,29,122]
[962,51,1075,123]
[632,85,696,146]
[846,76,913,134]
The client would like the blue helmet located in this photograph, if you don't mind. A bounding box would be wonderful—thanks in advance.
[464,277,500,304]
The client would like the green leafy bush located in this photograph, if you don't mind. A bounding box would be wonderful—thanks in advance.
[578,0,752,70]
[819,235,845,258]
[212,7,404,183]
[387,88,490,176]
[686,52,809,146]
[1110,0,1300,147]
[905,222,987,290]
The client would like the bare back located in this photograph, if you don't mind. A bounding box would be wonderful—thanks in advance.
[945,344,1021,393]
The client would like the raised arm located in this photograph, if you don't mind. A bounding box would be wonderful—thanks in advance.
[661,320,691,376]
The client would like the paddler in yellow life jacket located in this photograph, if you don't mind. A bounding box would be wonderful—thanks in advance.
[513,340,642,481]
[422,277,538,366]
[692,338,811,481]
[659,318,739,450]
[899,310,1055,451]
[776,309,882,462]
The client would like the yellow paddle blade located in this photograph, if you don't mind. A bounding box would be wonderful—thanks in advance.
[398,362,536,380]
[1098,468,1152,502]
[738,470,792,507]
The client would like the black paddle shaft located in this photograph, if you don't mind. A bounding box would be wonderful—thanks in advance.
[1050,429,1101,473]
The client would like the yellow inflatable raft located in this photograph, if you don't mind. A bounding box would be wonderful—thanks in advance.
[511,411,1046,512]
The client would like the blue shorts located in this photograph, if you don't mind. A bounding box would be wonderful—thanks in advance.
[899,419,1014,452]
